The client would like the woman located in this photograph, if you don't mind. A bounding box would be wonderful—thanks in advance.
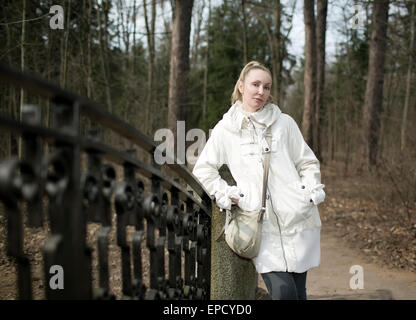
[192,61,325,300]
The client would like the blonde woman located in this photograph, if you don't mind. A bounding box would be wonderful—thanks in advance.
[192,61,325,300]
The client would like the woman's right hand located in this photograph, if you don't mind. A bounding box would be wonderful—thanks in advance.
[231,197,239,205]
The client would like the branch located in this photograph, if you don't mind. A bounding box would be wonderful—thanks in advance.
[0,13,49,25]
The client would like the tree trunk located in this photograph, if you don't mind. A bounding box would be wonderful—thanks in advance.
[191,0,205,66]
[4,2,13,155]
[273,0,281,106]
[401,0,415,152]
[143,0,157,135]
[87,0,94,99]
[361,0,389,169]
[241,0,248,65]
[315,0,327,162]
[168,0,194,159]
[18,0,26,158]
[249,2,282,106]
[203,0,211,124]
[98,1,112,113]
[132,0,137,74]
[303,0,316,148]
[60,0,71,88]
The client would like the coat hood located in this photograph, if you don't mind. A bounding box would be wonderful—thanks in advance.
[220,100,282,132]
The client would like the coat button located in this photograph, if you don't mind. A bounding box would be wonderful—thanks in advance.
[240,194,244,197]
[301,185,305,189]
[265,148,269,152]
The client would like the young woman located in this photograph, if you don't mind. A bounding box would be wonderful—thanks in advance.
[192,61,325,300]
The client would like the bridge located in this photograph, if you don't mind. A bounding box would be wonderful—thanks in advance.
[0,63,215,300]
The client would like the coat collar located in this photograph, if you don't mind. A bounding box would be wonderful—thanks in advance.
[221,100,282,132]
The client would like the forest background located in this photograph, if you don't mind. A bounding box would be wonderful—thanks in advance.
[1,0,416,273]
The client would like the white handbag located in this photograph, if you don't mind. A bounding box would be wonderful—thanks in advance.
[216,126,272,259]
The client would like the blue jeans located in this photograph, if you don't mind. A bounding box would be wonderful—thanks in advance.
[261,271,307,300]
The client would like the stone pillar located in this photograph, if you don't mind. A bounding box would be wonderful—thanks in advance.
[209,167,257,300]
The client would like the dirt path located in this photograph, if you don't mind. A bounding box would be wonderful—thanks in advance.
[257,223,416,300]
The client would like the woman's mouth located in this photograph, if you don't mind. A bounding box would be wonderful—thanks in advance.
[255,98,263,103]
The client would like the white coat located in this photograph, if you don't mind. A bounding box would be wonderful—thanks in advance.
[192,101,325,273]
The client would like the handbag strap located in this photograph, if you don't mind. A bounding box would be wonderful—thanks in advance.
[246,116,272,206]
[259,125,272,221]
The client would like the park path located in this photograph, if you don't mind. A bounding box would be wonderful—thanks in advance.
[257,223,416,300]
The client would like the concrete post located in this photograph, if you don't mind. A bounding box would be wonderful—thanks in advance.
[209,167,258,300]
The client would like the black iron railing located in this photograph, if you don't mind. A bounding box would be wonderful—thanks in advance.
[0,63,212,300]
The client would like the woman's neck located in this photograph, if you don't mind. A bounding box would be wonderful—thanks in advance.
[241,103,263,114]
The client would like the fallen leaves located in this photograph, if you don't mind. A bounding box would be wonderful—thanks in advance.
[320,161,416,273]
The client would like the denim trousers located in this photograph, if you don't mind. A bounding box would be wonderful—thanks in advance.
[261,271,307,300]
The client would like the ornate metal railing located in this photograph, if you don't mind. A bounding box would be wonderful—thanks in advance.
[0,63,212,300]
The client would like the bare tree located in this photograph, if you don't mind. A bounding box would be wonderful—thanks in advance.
[18,0,26,158]
[203,0,212,122]
[401,0,415,151]
[241,0,248,64]
[98,0,113,113]
[143,0,157,134]
[249,1,282,105]
[191,0,206,66]
[3,3,15,155]
[314,0,327,162]
[168,0,194,149]
[87,0,94,99]
[60,0,71,88]
[303,0,316,147]
[132,0,137,73]
[361,0,389,169]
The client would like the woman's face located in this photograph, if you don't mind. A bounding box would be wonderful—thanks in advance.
[238,68,272,112]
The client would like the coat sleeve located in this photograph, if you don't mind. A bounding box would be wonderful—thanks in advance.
[192,125,238,210]
[287,116,326,205]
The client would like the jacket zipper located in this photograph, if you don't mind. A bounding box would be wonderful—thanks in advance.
[247,116,289,271]
[267,192,289,272]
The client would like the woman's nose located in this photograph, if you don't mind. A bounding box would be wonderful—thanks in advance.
[258,86,264,95]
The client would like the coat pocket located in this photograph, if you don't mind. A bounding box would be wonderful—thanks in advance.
[237,183,261,212]
[276,180,314,227]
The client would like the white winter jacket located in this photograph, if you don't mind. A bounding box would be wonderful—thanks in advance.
[192,101,325,273]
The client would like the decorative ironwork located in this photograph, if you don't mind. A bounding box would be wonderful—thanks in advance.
[0,63,212,300]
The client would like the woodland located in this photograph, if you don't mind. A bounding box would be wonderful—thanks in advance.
[1,0,416,279]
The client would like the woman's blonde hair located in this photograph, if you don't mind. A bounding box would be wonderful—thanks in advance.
[231,61,274,105]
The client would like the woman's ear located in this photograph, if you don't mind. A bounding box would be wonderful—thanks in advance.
[238,80,244,94]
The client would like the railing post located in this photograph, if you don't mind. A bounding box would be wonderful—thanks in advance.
[47,98,90,299]
[21,104,43,228]
[210,169,257,300]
